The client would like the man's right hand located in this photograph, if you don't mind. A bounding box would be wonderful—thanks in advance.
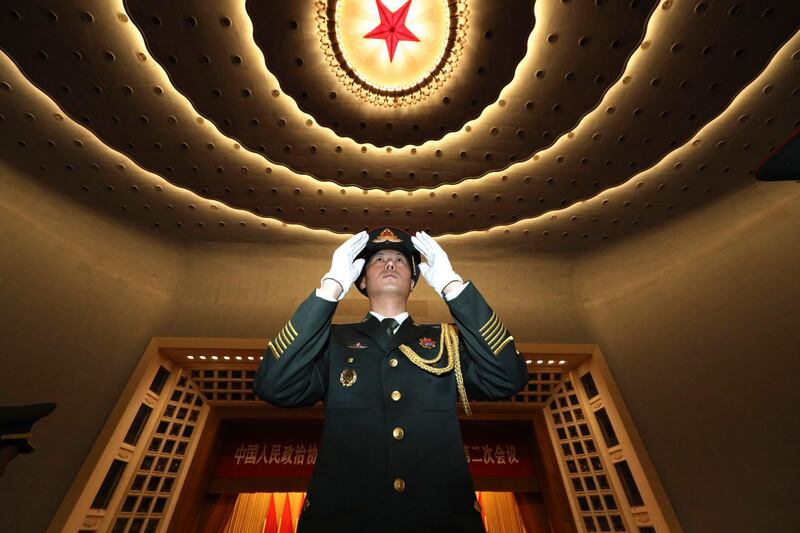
[320,231,368,301]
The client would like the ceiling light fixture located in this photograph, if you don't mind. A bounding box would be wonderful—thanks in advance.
[317,0,468,107]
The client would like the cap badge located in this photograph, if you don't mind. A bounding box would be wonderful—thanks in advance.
[347,342,368,349]
[340,368,357,387]
[372,228,403,243]
[418,337,436,349]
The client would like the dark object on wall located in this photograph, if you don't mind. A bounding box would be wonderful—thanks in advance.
[0,402,57,476]
[756,129,800,181]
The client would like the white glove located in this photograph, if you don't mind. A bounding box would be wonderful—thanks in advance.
[411,231,463,297]
[321,231,368,301]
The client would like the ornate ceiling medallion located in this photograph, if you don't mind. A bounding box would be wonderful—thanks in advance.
[317,0,469,108]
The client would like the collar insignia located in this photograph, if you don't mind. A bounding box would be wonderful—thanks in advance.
[418,337,436,349]
[372,228,402,243]
[348,342,368,349]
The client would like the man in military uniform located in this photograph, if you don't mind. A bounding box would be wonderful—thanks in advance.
[254,227,527,532]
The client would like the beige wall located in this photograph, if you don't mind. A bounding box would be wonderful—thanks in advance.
[575,181,800,533]
[1,155,798,532]
[163,241,585,343]
[0,162,185,533]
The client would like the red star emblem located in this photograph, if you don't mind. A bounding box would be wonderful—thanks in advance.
[363,0,420,62]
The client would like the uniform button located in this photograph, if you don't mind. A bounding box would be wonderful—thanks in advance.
[389,358,398,367]
[347,356,354,363]
[393,478,406,493]
[392,427,404,440]
[391,390,401,401]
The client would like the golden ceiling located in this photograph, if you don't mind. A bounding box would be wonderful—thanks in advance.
[0,0,797,251]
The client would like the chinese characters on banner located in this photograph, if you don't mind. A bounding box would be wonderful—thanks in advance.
[215,424,321,478]
[215,421,535,479]
[460,423,535,478]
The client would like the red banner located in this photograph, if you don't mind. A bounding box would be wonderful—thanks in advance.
[216,424,321,478]
[215,421,534,479]
[460,423,535,478]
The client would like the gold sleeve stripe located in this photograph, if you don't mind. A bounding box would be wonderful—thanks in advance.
[278,330,292,348]
[493,336,514,355]
[267,341,281,360]
[483,320,505,343]
[274,334,287,352]
[486,324,507,346]
[287,321,298,338]
[489,329,509,351]
[282,325,296,342]
[479,313,499,335]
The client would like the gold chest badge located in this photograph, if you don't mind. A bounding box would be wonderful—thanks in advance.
[339,368,357,387]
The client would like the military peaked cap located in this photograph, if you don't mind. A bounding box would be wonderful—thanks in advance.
[356,227,421,296]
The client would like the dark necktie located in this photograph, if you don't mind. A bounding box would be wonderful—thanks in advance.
[381,318,399,340]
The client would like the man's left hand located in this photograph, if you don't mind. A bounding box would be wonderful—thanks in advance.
[411,231,464,297]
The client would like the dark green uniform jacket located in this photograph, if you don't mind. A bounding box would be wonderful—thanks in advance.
[254,283,528,532]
